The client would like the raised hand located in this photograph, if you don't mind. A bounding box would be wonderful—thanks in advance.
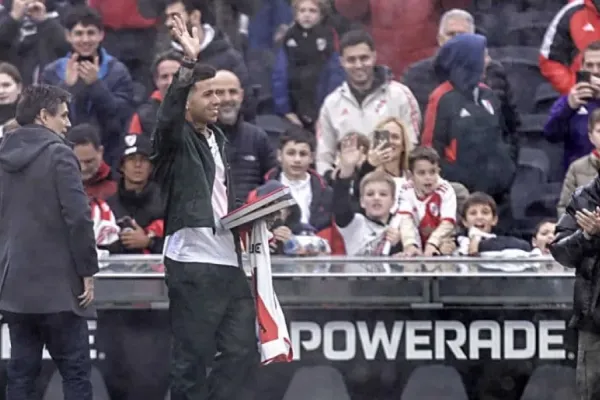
[338,134,362,178]
[169,13,201,61]
[10,0,29,21]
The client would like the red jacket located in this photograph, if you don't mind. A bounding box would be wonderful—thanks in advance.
[334,0,471,78]
[84,162,117,201]
[539,0,600,94]
[89,0,157,30]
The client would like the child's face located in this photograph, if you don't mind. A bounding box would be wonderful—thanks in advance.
[278,141,313,180]
[411,159,439,196]
[295,0,321,29]
[589,122,600,149]
[462,203,498,233]
[532,222,556,254]
[360,181,394,220]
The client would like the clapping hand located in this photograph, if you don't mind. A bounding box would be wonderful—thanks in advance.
[169,13,201,61]
[78,57,99,85]
[576,207,600,236]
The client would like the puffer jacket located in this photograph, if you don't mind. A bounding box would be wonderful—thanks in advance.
[551,176,600,333]
[557,151,600,216]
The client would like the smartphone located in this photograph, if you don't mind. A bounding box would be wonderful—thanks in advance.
[117,216,134,232]
[373,130,391,150]
[576,70,592,84]
[77,55,95,63]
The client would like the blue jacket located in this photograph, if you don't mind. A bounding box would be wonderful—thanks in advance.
[544,95,600,174]
[41,48,134,166]
[272,45,345,117]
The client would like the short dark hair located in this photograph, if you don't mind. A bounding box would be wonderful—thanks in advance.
[167,0,215,24]
[64,6,103,31]
[339,29,375,55]
[67,123,102,149]
[534,218,556,235]
[408,146,440,171]
[191,63,216,85]
[152,50,182,77]
[461,192,497,218]
[0,62,22,86]
[279,126,316,152]
[15,85,71,126]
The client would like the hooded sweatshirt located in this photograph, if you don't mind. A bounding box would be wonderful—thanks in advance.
[0,125,98,317]
[422,34,516,197]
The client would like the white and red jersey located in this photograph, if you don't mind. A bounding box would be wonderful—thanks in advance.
[397,178,457,245]
[90,198,120,248]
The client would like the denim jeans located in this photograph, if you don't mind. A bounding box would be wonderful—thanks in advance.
[165,259,258,400]
[4,311,92,400]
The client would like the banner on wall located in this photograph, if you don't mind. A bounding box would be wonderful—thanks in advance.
[0,308,578,400]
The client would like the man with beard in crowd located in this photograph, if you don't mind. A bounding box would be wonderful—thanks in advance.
[214,69,277,202]
[68,123,117,200]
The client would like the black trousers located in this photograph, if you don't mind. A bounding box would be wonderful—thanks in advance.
[4,311,92,400]
[165,258,258,400]
[577,330,600,400]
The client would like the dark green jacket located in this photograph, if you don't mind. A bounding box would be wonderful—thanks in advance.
[150,69,242,261]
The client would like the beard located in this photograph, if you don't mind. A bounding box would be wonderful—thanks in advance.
[218,103,240,125]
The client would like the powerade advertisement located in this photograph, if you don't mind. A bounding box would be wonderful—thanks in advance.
[0,308,578,400]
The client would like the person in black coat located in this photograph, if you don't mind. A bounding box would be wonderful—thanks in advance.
[214,69,277,202]
[0,84,97,399]
[550,177,600,400]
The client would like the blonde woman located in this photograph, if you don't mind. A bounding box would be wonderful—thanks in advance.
[369,116,414,205]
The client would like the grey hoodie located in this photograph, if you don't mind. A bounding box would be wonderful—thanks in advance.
[0,124,98,317]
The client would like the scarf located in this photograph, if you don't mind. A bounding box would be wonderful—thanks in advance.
[250,219,293,364]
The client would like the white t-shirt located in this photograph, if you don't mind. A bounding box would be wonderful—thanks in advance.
[337,214,388,256]
[280,173,312,224]
[397,178,456,247]
[164,132,238,267]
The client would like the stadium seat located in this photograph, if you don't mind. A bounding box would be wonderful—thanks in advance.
[246,48,276,115]
[400,365,468,400]
[254,114,295,150]
[518,147,551,178]
[518,114,548,136]
[520,365,576,400]
[533,82,560,114]
[511,147,551,221]
[504,11,557,47]
[489,47,546,114]
[281,366,351,400]
[42,366,111,400]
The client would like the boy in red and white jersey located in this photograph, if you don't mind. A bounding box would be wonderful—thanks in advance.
[398,147,457,256]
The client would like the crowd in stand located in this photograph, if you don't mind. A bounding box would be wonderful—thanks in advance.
[1,0,598,271]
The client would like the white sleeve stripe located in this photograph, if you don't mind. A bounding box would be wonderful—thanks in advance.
[540,0,584,58]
